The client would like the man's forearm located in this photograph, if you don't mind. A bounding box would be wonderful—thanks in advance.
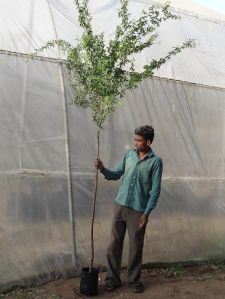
[100,166,122,180]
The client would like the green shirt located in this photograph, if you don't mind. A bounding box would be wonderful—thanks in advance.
[100,148,163,215]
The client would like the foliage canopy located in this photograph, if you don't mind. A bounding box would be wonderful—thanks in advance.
[37,0,195,129]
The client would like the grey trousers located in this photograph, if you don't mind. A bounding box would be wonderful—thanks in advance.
[106,203,146,284]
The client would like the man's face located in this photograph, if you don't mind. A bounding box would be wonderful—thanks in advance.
[134,134,149,151]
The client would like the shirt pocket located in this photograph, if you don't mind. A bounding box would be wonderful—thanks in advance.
[138,165,149,184]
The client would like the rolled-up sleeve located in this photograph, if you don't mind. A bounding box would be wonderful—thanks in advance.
[100,153,126,180]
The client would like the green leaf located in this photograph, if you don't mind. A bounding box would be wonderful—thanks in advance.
[32,0,195,129]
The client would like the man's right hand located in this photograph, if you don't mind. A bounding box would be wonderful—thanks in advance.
[94,159,104,170]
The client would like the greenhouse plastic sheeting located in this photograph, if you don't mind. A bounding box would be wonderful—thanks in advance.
[0,53,225,289]
[1,0,225,88]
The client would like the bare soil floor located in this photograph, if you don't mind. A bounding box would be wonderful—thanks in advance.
[3,264,225,299]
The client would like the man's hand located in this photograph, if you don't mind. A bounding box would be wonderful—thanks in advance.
[94,159,104,170]
[139,213,148,228]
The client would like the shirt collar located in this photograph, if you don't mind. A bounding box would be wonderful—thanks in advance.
[147,148,154,158]
[134,148,154,158]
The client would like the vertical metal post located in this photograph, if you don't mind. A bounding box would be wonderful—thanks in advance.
[19,59,28,170]
[59,62,77,267]
[46,0,76,267]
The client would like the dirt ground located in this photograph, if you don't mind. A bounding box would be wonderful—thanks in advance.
[3,264,225,299]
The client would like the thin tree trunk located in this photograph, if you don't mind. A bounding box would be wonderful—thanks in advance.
[89,128,100,272]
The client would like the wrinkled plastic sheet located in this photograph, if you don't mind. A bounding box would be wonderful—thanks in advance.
[1,0,225,87]
[0,54,225,289]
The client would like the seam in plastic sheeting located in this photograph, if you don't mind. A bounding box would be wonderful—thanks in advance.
[46,0,61,59]
[48,0,77,27]
[0,170,68,175]
[0,49,65,63]
[19,59,28,171]
[70,172,225,182]
[163,176,225,182]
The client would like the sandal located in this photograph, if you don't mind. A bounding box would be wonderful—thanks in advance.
[130,281,144,293]
[104,279,121,292]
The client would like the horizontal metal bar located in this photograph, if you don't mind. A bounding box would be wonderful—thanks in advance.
[0,170,67,176]
[0,169,224,182]
[1,49,225,92]
[0,49,65,63]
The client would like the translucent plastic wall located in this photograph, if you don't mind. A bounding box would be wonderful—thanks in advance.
[0,54,73,289]
[0,53,225,289]
[68,69,225,266]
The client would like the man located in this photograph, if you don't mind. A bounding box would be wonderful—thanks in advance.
[94,125,163,293]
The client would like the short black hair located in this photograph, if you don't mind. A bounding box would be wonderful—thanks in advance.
[134,125,154,142]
